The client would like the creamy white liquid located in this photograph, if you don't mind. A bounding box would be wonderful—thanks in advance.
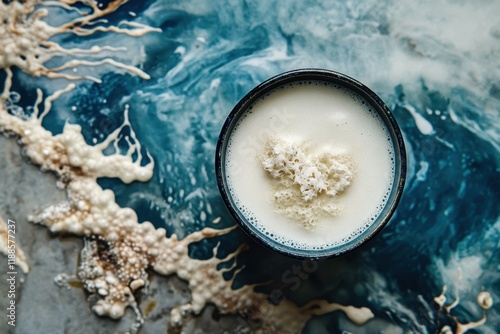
[225,81,395,250]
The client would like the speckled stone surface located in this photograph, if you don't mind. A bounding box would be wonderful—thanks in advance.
[0,135,245,333]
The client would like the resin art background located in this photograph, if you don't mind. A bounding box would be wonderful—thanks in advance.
[0,0,498,333]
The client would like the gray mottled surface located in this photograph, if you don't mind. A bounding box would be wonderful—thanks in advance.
[0,135,243,334]
[0,134,135,334]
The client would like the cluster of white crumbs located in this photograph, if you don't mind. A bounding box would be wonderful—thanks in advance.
[261,138,353,229]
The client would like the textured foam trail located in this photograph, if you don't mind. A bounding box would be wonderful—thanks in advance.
[0,2,376,333]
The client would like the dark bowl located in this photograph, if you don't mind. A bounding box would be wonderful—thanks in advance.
[215,69,406,260]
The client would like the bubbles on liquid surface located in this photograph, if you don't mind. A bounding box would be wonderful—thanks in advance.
[224,80,398,252]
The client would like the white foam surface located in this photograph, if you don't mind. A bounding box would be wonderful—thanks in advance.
[225,81,396,249]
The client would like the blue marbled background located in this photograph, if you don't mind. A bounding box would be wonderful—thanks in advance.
[3,0,499,333]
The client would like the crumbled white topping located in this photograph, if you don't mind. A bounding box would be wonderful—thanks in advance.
[261,138,353,228]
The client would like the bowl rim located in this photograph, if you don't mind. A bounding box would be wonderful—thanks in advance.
[215,68,407,260]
